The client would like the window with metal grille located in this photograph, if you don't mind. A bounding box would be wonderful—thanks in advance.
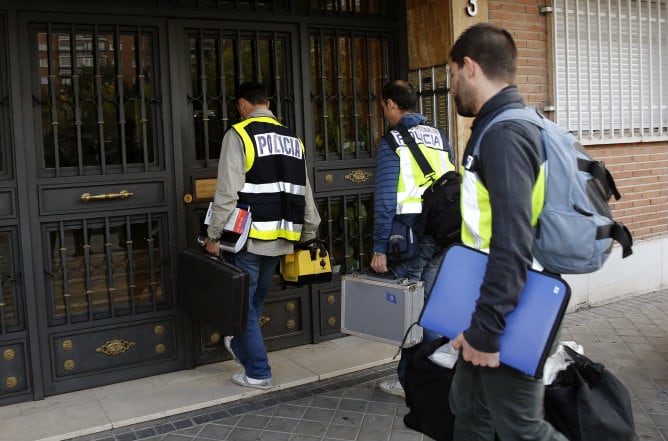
[552,0,667,143]
[309,28,390,159]
[34,24,162,176]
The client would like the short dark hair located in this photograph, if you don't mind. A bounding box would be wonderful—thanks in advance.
[449,23,517,84]
[236,81,268,105]
[381,80,418,111]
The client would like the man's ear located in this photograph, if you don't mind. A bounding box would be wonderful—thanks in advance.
[462,56,477,78]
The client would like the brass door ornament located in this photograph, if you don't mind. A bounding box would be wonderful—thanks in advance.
[96,339,136,356]
[344,170,373,183]
[2,349,15,360]
[258,315,271,327]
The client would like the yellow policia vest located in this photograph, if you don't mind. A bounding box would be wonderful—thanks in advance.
[460,146,546,251]
[233,116,307,242]
[386,125,455,215]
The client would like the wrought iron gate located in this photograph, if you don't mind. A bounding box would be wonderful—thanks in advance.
[0,0,410,404]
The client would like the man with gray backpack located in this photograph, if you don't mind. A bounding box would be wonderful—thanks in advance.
[448,22,564,441]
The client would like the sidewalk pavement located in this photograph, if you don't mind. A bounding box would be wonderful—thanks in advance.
[40,290,668,440]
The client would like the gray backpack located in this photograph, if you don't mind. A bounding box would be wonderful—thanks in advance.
[471,107,633,274]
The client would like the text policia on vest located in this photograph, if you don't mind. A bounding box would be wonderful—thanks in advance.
[254,132,303,159]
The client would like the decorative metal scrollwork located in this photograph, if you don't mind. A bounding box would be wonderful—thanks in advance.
[96,339,136,356]
[62,340,74,351]
[5,376,17,388]
[258,315,271,327]
[344,169,373,183]
[2,349,15,360]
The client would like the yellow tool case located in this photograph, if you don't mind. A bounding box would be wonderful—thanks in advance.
[280,240,332,285]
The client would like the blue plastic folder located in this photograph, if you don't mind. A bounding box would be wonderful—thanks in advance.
[420,244,571,378]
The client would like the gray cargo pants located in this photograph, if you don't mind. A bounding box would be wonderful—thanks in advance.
[449,356,568,441]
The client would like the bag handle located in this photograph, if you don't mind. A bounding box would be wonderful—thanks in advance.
[562,344,605,382]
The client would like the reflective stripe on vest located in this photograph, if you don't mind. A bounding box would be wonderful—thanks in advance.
[388,126,455,215]
[460,156,546,250]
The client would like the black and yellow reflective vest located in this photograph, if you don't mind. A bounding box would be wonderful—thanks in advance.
[232,116,306,242]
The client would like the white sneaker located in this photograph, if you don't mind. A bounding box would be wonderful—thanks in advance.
[378,379,405,397]
[232,373,273,390]
[224,336,241,365]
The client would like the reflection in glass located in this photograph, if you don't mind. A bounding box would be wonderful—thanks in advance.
[189,31,290,162]
[47,216,165,321]
[317,195,373,274]
[36,27,160,173]
[311,32,387,158]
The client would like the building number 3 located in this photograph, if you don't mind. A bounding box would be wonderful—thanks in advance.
[466,0,478,16]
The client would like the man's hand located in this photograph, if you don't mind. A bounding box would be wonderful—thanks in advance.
[204,238,220,256]
[451,332,500,368]
[371,253,388,273]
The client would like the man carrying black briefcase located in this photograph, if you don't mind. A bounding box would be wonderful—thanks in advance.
[204,81,320,390]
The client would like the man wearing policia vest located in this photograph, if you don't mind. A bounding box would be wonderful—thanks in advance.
[448,24,567,441]
[371,80,456,397]
[205,81,320,390]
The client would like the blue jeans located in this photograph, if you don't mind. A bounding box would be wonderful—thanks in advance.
[392,234,444,386]
[224,250,280,380]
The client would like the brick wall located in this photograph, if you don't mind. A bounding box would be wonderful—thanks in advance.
[489,0,668,243]
[590,143,668,241]
[489,0,549,108]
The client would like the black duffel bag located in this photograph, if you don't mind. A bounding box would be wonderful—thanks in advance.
[544,345,638,441]
[403,337,456,441]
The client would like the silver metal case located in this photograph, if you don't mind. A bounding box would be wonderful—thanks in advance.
[341,273,424,347]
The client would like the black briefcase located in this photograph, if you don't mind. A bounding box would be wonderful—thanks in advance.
[178,248,249,336]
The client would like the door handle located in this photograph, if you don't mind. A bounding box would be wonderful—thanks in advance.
[80,190,134,202]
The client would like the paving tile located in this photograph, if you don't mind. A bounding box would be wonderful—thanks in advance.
[309,395,340,410]
[225,427,262,441]
[324,423,359,440]
[293,420,329,436]
[195,423,233,440]
[356,427,390,441]
[331,410,364,427]
[337,398,368,413]
[263,416,300,433]
[257,432,292,441]
[302,407,335,423]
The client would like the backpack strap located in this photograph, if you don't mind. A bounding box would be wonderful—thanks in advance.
[579,159,622,200]
[469,107,545,156]
[392,126,437,181]
[596,223,634,258]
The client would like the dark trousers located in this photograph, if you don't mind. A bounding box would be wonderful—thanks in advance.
[449,356,568,441]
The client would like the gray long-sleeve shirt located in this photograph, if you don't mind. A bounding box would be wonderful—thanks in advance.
[207,109,320,257]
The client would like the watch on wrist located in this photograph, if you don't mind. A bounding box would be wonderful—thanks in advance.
[373,251,385,257]
[208,236,220,243]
